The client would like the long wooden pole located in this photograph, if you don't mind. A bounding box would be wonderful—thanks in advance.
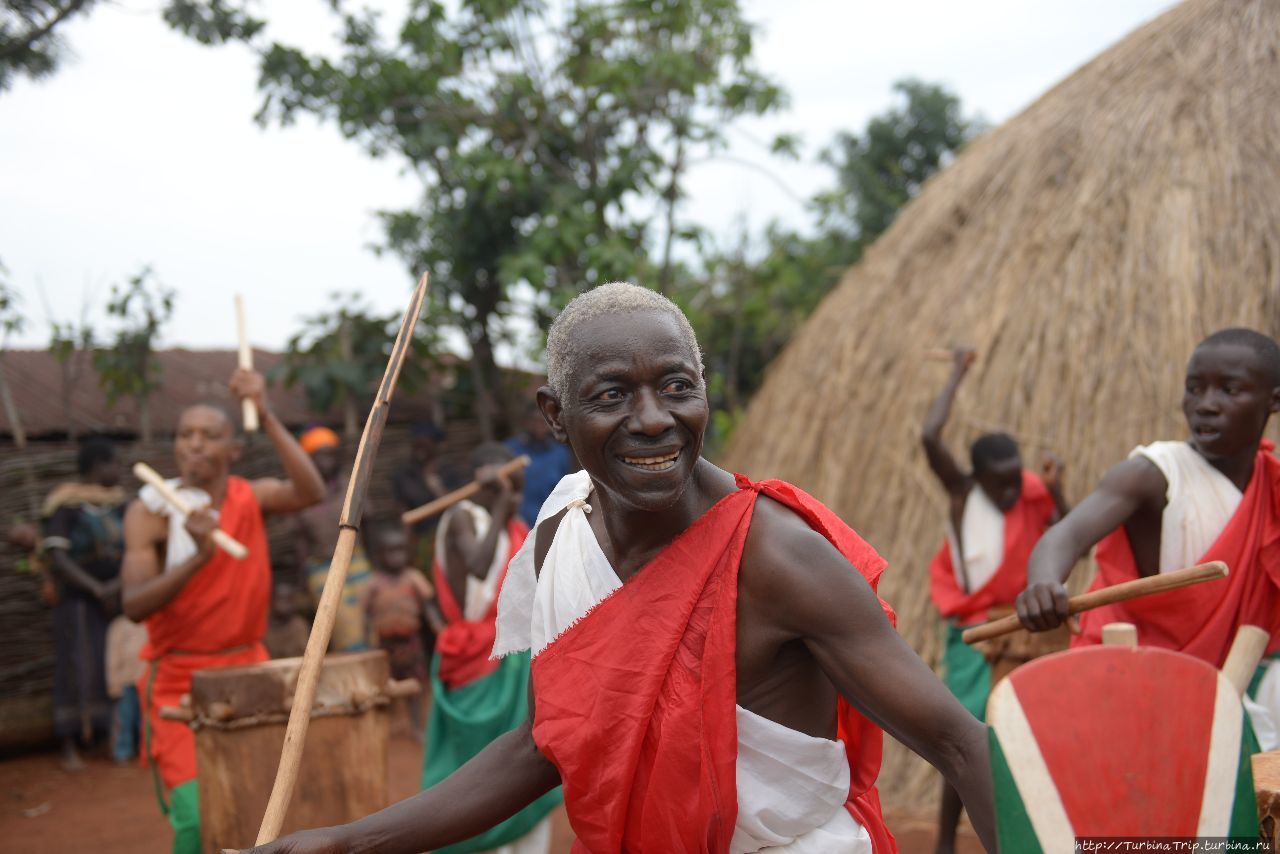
[131,462,249,559]
[401,454,531,526]
[961,561,1228,644]
[255,272,430,845]
[235,295,259,433]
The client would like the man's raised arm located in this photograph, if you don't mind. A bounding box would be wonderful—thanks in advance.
[743,501,995,852]
[236,689,559,854]
[1015,456,1166,631]
[229,369,326,515]
[922,347,976,496]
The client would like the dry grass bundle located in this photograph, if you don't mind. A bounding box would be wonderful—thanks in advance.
[724,0,1280,808]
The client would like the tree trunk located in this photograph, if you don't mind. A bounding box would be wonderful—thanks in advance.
[657,127,687,296]
[139,393,153,444]
[339,317,358,439]
[468,323,500,442]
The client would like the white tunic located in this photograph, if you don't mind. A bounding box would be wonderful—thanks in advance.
[436,500,510,621]
[494,472,872,853]
[946,486,1006,593]
[1131,441,1277,750]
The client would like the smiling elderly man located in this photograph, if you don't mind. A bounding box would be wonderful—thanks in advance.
[240,283,994,854]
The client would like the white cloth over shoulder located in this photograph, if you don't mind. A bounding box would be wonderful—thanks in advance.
[138,480,214,572]
[493,472,872,853]
[946,486,1005,593]
[436,500,510,621]
[1132,441,1278,749]
[1130,441,1242,573]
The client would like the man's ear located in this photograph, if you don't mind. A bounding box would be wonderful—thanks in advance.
[536,386,568,445]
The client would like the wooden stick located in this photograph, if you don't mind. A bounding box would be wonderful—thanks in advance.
[256,272,430,845]
[401,455,532,526]
[1100,622,1137,647]
[235,295,259,433]
[131,462,248,560]
[1221,624,1269,697]
[962,561,1228,644]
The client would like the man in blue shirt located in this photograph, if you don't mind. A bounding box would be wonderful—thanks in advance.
[504,405,573,526]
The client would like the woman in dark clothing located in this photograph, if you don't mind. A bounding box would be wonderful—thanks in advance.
[42,437,126,769]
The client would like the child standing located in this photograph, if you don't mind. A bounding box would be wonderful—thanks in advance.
[362,518,440,739]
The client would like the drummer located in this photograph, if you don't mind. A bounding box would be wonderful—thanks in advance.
[121,369,325,854]
[921,347,1070,852]
[1017,328,1280,750]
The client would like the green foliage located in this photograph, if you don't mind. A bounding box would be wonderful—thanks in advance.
[269,291,436,434]
[683,78,980,446]
[161,0,264,45]
[817,78,980,244]
[93,266,174,440]
[0,258,24,341]
[0,0,100,92]
[251,0,784,435]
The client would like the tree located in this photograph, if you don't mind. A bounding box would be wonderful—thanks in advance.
[93,266,174,443]
[816,78,980,245]
[48,308,93,441]
[682,78,981,432]
[250,0,784,438]
[0,0,262,93]
[270,291,436,439]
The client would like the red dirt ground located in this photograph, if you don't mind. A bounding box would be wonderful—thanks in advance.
[0,738,982,853]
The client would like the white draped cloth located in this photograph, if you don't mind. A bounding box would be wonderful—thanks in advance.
[946,485,1006,593]
[494,472,873,853]
[435,500,510,621]
[1133,441,1278,750]
[138,479,214,572]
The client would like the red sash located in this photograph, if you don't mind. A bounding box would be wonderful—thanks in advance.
[139,476,272,788]
[530,475,898,854]
[928,471,1056,624]
[433,517,528,690]
[1074,445,1280,663]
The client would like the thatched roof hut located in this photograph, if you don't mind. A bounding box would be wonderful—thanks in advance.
[724,0,1280,808]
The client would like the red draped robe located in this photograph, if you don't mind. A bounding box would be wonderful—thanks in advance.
[1074,445,1280,663]
[928,471,1057,625]
[432,516,528,690]
[139,476,271,789]
[530,475,898,854]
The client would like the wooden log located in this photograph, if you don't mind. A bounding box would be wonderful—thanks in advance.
[131,462,249,560]
[1221,624,1269,698]
[255,272,430,845]
[962,561,1228,644]
[401,454,531,526]
[235,295,259,433]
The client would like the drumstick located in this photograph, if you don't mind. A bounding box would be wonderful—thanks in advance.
[1221,625,1269,697]
[401,455,531,526]
[131,462,249,560]
[256,272,430,845]
[961,561,1228,644]
[235,295,259,433]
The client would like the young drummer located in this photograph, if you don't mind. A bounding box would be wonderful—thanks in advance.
[921,347,1068,852]
[122,370,325,854]
[1017,328,1280,749]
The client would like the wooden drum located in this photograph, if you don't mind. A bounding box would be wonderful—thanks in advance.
[1256,749,1280,851]
[187,650,418,853]
[974,606,1072,688]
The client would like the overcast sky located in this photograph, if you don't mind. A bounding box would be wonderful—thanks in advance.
[0,0,1175,359]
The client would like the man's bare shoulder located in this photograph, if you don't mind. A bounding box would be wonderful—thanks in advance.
[740,494,850,602]
[123,498,167,545]
[1097,454,1168,504]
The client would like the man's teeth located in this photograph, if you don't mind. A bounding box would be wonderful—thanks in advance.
[622,451,680,468]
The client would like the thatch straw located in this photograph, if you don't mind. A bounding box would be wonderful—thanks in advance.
[724,0,1280,808]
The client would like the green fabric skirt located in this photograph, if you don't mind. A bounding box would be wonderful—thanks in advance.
[421,651,562,853]
[942,620,992,722]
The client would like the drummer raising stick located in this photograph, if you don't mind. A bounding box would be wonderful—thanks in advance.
[920,346,1070,853]
[120,367,326,854]
[1017,328,1280,750]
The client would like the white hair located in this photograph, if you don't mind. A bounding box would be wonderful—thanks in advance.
[545,282,704,399]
